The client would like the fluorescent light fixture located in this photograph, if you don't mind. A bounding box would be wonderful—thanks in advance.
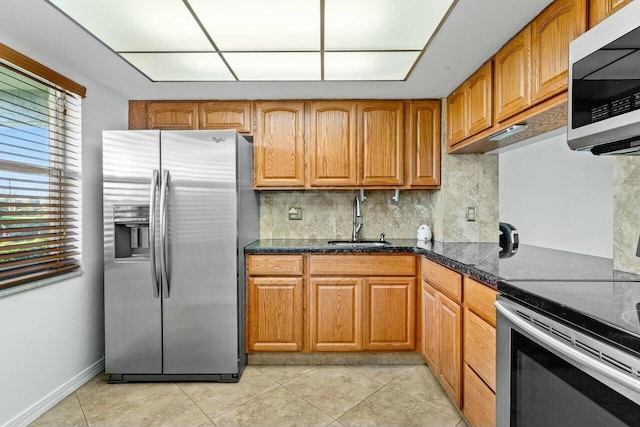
[121,52,235,81]
[325,0,454,50]
[49,0,212,51]
[189,0,320,51]
[47,0,456,81]
[488,124,529,141]
[325,51,420,80]
[224,52,320,80]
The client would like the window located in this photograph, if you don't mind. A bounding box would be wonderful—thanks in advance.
[0,45,84,290]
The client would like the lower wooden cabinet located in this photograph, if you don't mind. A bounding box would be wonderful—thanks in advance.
[421,279,462,407]
[247,277,304,351]
[364,277,416,351]
[309,277,363,351]
[463,364,496,427]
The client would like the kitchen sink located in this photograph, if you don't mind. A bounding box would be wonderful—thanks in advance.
[327,240,391,247]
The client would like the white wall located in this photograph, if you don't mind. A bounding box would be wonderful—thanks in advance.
[0,19,129,426]
[499,132,614,258]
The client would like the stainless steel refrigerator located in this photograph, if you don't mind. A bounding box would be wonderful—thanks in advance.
[102,130,258,382]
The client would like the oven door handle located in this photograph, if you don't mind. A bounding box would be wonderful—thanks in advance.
[496,300,640,395]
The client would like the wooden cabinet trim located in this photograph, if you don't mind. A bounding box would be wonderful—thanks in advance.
[463,364,496,427]
[421,280,439,368]
[438,291,462,407]
[147,102,199,130]
[310,254,416,276]
[466,61,494,136]
[247,254,304,276]
[494,26,532,122]
[421,257,462,302]
[464,277,497,326]
[464,308,497,392]
[447,87,467,146]
[589,0,633,27]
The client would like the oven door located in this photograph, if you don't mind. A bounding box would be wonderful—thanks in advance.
[496,297,640,427]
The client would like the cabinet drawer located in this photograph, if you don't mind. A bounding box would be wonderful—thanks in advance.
[464,277,497,326]
[464,309,496,392]
[421,257,462,302]
[247,255,304,276]
[463,364,496,427]
[310,255,416,276]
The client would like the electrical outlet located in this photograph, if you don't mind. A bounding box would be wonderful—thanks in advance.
[288,207,302,220]
[466,207,477,222]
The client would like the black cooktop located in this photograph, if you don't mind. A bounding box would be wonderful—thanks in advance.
[499,279,640,357]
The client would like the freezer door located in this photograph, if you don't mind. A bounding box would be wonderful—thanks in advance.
[160,130,239,374]
[103,130,162,374]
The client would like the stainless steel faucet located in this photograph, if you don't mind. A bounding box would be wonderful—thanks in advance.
[352,196,363,241]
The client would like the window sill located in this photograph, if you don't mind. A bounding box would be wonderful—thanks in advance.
[0,270,84,299]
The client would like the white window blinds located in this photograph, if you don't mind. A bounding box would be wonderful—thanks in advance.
[0,60,82,289]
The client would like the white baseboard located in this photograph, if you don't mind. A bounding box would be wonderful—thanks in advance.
[6,357,104,427]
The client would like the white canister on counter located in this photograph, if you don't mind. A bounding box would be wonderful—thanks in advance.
[417,224,432,241]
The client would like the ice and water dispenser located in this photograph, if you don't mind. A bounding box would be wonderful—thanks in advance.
[113,205,150,260]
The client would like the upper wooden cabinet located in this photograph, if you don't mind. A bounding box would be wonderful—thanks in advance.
[199,101,252,133]
[494,25,532,122]
[531,0,587,104]
[408,100,441,187]
[466,61,493,136]
[254,101,306,188]
[148,102,199,130]
[358,101,405,186]
[307,101,358,187]
[588,0,632,28]
[446,61,493,148]
[447,87,467,146]
[129,100,252,133]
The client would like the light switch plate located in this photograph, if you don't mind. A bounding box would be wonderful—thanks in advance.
[288,207,303,220]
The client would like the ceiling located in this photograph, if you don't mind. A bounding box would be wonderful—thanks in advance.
[47,0,455,82]
[0,0,554,100]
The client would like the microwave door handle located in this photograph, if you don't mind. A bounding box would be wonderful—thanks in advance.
[149,170,160,298]
[495,301,640,395]
[160,170,170,298]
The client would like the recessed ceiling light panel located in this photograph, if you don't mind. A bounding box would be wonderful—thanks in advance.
[188,0,320,51]
[324,51,420,81]
[49,0,213,51]
[121,52,235,81]
[324,0,454,50]
[224,52,320,80]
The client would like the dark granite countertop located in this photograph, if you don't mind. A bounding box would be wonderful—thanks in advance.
[245,238,640,355]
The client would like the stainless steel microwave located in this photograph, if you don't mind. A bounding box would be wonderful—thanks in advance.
[568,0,640,155]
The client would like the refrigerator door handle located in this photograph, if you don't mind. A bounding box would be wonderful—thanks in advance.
[149,170,160,298]
[160,169,170,298]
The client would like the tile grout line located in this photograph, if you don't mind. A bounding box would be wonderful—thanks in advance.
[384,377,465,422]
[74,391,90,426]
[174,382,216,426]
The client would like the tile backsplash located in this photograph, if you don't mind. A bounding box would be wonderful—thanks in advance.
[614,156,640,274]
[260,100,501,242]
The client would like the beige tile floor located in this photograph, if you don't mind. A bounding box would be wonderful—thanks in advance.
[30,364,469,427]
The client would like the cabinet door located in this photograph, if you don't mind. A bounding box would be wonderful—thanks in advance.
[589,0,632,27]
[447,87,467,146]
[308,101,358,187]
[466,61,493,136]
[421,280,439,368]
[247,277,304,352]
[147,102,198,129]
[364,277,415,350]
[464,308,496,392]
[494,26,532,122]
[531,0,587,104]
[438,292,462,407]
[463,364,496,427]
[310,278,363,351]
[358,101,404,186]
[254,101,305,187]
[199,101,252,133]
[408,100,441,187]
